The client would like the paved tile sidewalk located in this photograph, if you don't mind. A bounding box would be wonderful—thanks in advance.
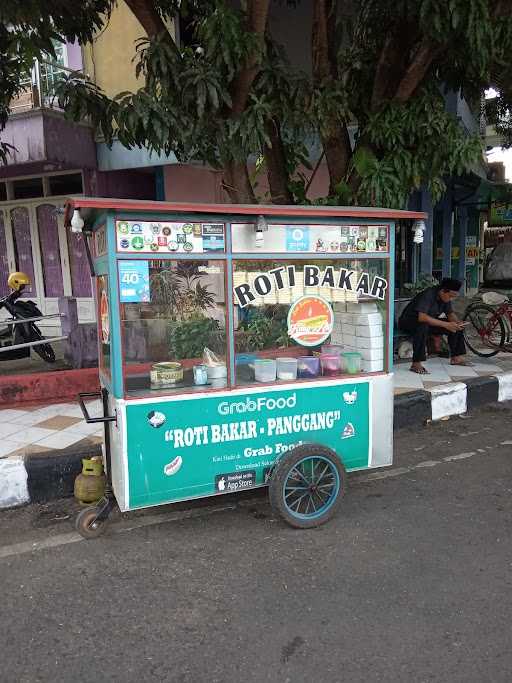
[0,398,103,459]
[393,350,512,394]
[1,351,511,458]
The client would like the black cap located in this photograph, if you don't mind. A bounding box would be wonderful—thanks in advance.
[440,278,462,292]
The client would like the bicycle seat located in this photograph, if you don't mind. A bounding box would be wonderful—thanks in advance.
[482,291,509,305]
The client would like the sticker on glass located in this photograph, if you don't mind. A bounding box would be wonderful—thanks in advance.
[117,222,129,234]
[286,226,310,252]
[287,295,334,347]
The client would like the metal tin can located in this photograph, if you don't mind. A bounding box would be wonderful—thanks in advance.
[193,364,208,385]
[150,362,183,388]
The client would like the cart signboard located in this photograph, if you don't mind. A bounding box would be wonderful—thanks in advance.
[125,380,370,509]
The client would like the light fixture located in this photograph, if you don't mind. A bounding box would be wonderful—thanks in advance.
[70,208,84,233]
[254,214,268,248]
[412,219,426,244]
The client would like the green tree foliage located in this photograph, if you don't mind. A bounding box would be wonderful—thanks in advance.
[2,1,512,207]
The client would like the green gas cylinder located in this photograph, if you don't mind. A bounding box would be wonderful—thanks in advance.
[74,457,106,505]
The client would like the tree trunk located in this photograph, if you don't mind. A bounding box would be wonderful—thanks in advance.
[222,161,256,203]
[311,0,352,194]
[124,0,171,38]
[263,119,293,204]
[224,0,270,203]
[230,0,271,115]
[393,41,442,103]
[322,126,352,195]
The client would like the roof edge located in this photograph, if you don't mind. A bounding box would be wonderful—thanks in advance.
[65,197,427,223]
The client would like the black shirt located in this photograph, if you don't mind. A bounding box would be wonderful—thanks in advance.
[399,286,452,327]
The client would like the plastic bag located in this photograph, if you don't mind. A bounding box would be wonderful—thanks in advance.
[203,347,223,367]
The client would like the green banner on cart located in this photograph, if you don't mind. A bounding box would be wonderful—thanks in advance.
[126,381,370,509]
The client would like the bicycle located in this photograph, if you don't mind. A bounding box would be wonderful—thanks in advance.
[463,292,512,357]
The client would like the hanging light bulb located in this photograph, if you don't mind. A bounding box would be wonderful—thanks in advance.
[254,214,268,248]
[412,219,426,244]
[70,209,84,233]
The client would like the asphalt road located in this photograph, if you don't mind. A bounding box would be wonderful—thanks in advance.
[1,403,512,683]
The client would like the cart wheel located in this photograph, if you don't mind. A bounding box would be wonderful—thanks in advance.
[269,444,345,529]
[75,506,108,540]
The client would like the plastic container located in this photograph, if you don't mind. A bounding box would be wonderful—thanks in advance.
[193,364,208,385]
[297,356,320,379]
[321,344,344,358]
[236,353,257,366]
[320,353,342,377]
[276,357,298,380]
[342,352,362,375]
[206,364,227,380]
[254,358,277,382]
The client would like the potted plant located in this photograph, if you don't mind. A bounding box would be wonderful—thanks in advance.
[148,262,222,361]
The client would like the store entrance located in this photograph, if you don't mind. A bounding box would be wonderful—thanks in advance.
[0,198,94,328]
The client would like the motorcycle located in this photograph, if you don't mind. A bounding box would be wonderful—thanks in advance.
[0,272,56,363]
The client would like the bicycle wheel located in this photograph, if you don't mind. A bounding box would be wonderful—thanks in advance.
[463,303,505,357]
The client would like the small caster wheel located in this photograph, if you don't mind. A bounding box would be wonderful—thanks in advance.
[75,506,108,539]
[269,444,346,529]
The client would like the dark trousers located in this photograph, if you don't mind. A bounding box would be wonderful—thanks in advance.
[399,320,466,363]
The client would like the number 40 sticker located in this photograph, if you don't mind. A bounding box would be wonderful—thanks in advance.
[118,260,150,303]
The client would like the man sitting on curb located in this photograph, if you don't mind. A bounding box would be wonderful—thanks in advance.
[398,278,469,375]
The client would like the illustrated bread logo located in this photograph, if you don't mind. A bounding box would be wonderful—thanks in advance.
[287,295,334,347]
[164,455,183,476]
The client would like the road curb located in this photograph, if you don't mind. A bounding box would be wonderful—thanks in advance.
[393,390,431,430]
[1,371,511,510]
[25,443,102,504]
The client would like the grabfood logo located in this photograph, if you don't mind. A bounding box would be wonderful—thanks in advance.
[218,393,296,416]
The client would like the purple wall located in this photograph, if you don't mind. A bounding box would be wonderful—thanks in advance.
[0,111,96,174]
[43,115,97,167]
[0,115,45,166]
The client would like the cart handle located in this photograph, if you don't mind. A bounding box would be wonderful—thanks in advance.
[78,392,117,424]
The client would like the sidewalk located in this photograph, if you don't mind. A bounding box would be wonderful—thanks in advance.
[2,352,511,460]
[1,359,512,510]
[393,350,512,393]
[0,398,103,458]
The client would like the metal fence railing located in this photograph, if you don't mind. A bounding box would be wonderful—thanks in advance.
[0,313,67,353]
[9,60,82,114]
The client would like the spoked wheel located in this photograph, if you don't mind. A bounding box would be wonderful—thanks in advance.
[75,506,108,540]
[463,303,505,357]
[269,444,345,529]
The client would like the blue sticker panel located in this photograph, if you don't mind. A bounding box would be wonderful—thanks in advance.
[203,235,225,251]
[286,226,310,252]
[119,260,150,303]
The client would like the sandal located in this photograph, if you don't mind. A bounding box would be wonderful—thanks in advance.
[410,366,430,375]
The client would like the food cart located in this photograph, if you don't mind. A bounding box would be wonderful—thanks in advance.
[64,198,426,538]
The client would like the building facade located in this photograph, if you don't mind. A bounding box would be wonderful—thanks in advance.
[0,2,498,350]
